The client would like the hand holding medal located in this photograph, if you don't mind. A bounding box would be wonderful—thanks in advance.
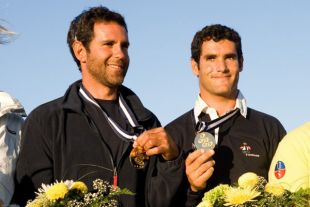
[187,110,240,191]
[187,116,217,192]
[129,146,149,169]
[130,127,179,169]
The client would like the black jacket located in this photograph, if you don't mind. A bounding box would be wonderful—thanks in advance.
[165,108,286,207]
[14,81,184,207]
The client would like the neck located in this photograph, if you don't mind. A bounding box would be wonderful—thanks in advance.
[201,93,237,116]
[82,79,118,100]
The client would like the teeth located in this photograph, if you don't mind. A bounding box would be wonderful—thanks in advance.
[108,64,122,69]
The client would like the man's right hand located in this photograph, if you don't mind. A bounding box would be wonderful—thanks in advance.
[185,149,215,192]
[133,127,179,161]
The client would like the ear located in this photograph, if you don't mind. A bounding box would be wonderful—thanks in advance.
[72,41,87,64]
[239,57,244,72]
[191,59,199,77]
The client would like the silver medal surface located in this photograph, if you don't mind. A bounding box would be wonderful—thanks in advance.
[194,132,216,151]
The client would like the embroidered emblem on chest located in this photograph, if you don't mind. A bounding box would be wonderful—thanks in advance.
[274,161,286,179]
[239,142,260,158]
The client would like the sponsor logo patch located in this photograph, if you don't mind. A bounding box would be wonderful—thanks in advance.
[239,142,260,158]
[240,142,252,154]
[274,161,286,179]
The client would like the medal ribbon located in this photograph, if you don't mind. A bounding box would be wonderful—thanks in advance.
[196,108,240,133]
[79,86,143,141]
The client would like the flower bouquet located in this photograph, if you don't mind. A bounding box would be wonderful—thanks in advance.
[26,179,134,207]
[197,172,310,207]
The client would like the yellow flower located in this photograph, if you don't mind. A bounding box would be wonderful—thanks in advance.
[265,182,285,196]
[197,200,213,207]
[201,184,229,206]
[26,195,48,207]
[71,181,88,194]
[224,187,260,206]
[238,172,259,189]
[45,182,69,201]
[26,200,43,207]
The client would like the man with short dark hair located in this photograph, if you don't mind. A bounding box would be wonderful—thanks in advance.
[14,6,182,207]
[165,24,286,206]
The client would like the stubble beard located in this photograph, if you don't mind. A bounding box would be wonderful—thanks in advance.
[89,65,127,89]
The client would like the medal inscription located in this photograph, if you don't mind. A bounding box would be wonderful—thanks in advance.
[194,132,216,151]
[129,146,149,169]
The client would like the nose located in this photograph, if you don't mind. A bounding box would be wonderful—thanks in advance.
[113,45,128,59]
[216,59,228,72]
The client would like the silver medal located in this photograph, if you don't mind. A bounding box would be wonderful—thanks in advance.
[194,132,216,151]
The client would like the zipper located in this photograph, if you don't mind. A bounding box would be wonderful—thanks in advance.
[82,95,137,188]
[113,141,134,187]
[111,151,118,187]
[84,109,118,185]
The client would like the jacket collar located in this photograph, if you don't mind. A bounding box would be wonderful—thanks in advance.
[61,80,154,122]
[0,91,27,117]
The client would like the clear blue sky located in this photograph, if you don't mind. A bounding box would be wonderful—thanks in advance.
[1,0,309,131]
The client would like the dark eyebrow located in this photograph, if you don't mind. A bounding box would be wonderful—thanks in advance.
[101,40,115,44]
[100,40,129,48]
[205,54,217,59]
[225,53,238,59]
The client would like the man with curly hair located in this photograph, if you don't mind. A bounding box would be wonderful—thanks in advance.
[165,24,286,206]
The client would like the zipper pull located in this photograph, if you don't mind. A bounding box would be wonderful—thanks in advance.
[113,168,118,187]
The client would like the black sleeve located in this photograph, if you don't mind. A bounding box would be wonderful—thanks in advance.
[185,189,205,207]
[146,153,185,207]
[12,111,54,206]
[266,117,287,165]
[163,112,199,207]
[141,115,186,207]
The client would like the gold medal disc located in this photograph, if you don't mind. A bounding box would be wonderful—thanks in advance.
[129,146,149,169]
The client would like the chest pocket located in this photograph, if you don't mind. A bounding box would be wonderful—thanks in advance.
[0,113,24,173]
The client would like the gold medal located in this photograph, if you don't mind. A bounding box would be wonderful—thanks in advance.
[129,146,149,169]
[194,132,216,151]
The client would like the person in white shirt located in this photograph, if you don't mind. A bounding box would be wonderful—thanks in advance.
[0,24,27,207]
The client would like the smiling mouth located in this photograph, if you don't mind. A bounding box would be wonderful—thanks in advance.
[213,77,229,80]
[212,74,231,79]
[108,64,123,70]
